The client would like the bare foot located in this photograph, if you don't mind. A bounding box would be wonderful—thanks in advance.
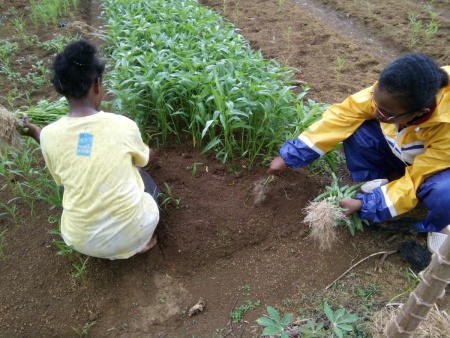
[137,236,157,254]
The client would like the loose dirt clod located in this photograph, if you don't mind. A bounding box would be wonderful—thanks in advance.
[0,106,23,150]
[302,200,349,250]
[188,299,206,316]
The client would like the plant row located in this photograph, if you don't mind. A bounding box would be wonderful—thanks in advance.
[103,0,328,166]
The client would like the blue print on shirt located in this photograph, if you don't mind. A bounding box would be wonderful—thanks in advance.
[77,133,93,156]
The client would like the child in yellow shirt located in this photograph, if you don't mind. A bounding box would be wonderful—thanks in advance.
[24,40,160,259]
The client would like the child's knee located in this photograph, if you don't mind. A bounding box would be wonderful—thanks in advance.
[418,173,450,209]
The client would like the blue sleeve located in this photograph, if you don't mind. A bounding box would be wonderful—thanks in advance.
[356,189,393,222]
[279,138,321,168]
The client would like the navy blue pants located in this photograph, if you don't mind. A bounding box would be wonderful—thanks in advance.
[139,169,159,206]
[343,119,450,232]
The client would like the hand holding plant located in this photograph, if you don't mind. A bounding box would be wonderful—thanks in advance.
[266,156,287,175]
[337,197,362,216]
[20,113,41,144]
[303,173,368,250]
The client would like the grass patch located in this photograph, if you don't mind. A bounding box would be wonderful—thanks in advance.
[29,0,80,28]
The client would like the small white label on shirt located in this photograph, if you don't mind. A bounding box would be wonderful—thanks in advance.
[77,133,93,156]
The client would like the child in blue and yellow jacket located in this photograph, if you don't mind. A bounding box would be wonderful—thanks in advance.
[268,53,450,235]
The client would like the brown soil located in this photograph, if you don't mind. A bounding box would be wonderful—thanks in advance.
[1,0,449,337]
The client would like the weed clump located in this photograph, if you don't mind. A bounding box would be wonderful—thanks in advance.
[0,106,23,149]
[302,199,349,250]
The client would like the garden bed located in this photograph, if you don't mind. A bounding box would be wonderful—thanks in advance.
[1,0,449,336]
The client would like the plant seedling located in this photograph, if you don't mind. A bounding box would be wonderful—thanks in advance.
[222,0,227,15]
[366,1,374,15]
[276,0,285,14]
[0,229,7,257]
[323,302,359,338]
[263,174,274,186]
[299,319,327,337]
[256,306,292,338]
[73,320,96,336]
[285,26,293,51]
[408,14,423,48]
[230,299,260,323]
[389,268,421,303]
[335,56,345,82]
[238,284,251,296]
[425,9,439,39]
[0,200,19,227]
[51,236,90,284]
[232,1,241,19]
[158,182,182,211]
[187,162,203,178]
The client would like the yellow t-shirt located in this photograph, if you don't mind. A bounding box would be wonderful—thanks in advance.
[40,111,159,259]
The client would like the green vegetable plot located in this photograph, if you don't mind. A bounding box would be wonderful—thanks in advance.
[103,0,327,166]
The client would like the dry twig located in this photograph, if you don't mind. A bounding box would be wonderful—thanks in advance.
[325,250,397,290]
[374,250,396,272]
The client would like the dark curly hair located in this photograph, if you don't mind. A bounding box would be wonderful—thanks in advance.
[378,53,449,112]
[50,39,106,99]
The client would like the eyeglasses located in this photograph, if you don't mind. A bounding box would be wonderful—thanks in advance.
[370,91,412,121]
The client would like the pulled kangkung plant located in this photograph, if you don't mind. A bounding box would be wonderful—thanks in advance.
[303,173,367,250]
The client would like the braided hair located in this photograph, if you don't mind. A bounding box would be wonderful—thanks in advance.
[378,53,449,112]
[50,39,106,99]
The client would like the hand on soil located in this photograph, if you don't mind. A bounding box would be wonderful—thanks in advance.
[266,156,287,175]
